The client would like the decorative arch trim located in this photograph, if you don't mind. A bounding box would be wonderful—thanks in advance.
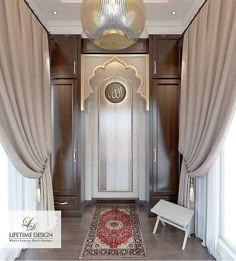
[81,55,149,110]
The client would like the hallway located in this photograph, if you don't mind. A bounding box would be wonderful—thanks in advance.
[18,205,214,260]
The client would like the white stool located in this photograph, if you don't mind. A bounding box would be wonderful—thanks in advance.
[151,200,194,250]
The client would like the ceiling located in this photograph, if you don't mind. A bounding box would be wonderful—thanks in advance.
[25,0,205,35]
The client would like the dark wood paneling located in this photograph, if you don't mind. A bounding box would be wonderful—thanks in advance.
[150,79,180,207]
[49,35,79,79]
[82,39,148,54]
[51,79,81,214]
[50,35,82,216]
[54,196,79,210]
[51,80,75,194]
[150,35,182,79]
[54,196,82,216]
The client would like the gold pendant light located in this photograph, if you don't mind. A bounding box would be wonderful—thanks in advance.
[80,0,145,50]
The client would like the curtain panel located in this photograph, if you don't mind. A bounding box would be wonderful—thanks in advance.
[195,156,220,258]
[0,0,54,210]
[0,145,36,260]
[178,0,236,206]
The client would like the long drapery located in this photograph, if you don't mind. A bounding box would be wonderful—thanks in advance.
[0,0,54,210]
[195,156,220,257]
[178,0,236,206]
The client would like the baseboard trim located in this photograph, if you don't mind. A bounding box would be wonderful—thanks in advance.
[216,238,236,260]
[83,199,148,205]
[94,199,137,204]
[81,200,153,216]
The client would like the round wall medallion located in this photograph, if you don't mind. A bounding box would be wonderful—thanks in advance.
[105,82,126,103]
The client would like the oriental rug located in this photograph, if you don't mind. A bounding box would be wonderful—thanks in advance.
[79,205,146,259]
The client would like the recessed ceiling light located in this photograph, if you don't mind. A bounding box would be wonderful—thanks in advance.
[53,11,58,15]
[171,11,176,15]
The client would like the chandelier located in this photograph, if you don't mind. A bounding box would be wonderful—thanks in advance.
[80,0,145,50]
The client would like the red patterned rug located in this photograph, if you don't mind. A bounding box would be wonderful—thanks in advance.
[79,205,146,259]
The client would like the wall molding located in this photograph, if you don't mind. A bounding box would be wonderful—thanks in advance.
[146,21,183,35]
[81,55,149,111]
[47,21,83,34]
[47,20,184,35]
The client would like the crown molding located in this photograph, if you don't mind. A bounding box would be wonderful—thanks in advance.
[146,21,183,35]
[25,0,48,28]
[47,21,83,34]
[182,0,205,31]
[48,20,183,35]
[60,0,169,3]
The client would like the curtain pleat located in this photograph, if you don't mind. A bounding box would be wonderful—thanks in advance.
[195,155,220,258]
[178,0,236,206]
[0,0,54,210]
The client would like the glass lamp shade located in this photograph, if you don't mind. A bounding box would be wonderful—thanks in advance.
[80,0,145,50]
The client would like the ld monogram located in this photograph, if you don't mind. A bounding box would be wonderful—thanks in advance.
[22,217,38,231]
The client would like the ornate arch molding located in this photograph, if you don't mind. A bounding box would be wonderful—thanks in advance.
[81,55,149,111]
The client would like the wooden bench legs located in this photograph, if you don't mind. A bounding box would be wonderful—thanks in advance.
[153,216,166,234]
[153,216,160,234]
[182,224,191,250]
[152,215,191,250]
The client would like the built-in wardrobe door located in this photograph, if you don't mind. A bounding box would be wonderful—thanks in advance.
[150,35,181,79]
[150,79,180,206]
[51,79,81,216]
[49,35,79,79]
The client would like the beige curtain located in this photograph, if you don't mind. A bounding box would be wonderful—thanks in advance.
[179,0,236,207]
[0,0,54,210]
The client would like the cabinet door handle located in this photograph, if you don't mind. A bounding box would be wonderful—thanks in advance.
[153,60,157,75]
[74,149,76,162]
[55,202,68,205]
[154,149,157,162]
[73,60,76,75]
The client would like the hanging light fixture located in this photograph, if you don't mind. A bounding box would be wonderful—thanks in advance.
[80,0,145,50]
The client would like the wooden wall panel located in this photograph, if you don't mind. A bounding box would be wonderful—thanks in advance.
[150,35,182,79]
[151,79,180,201]
[51,79,77,194]
[50,35,78,79]
[49,35,82,216]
